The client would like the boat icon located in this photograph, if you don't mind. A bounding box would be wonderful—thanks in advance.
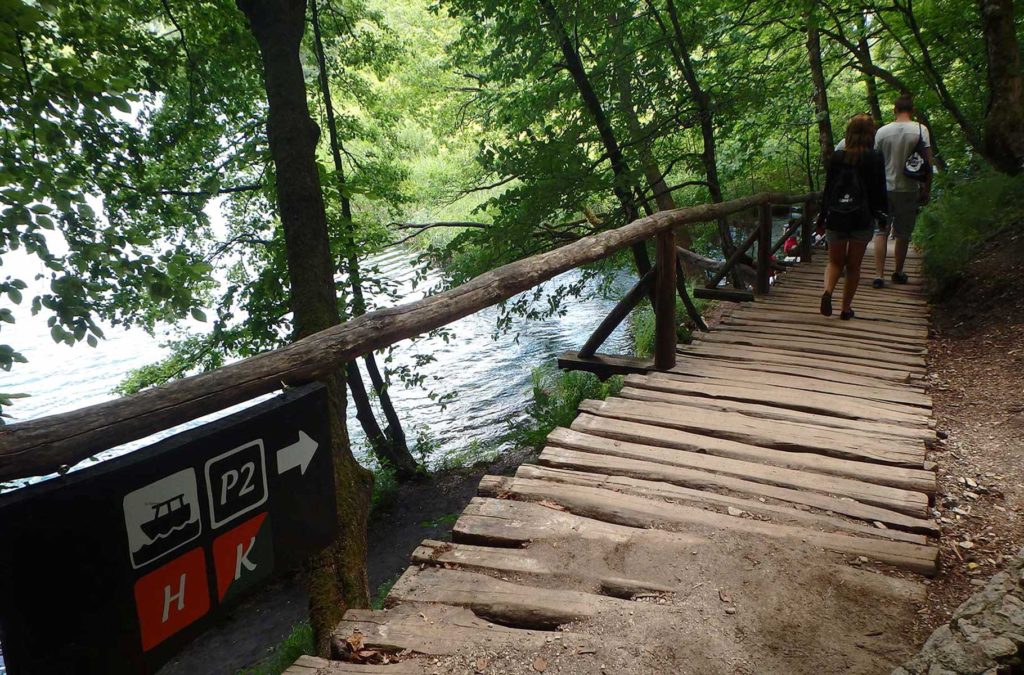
[123,469,203,569]
[141,494,192,540]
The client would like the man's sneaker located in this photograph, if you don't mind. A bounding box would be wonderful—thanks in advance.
[891,271,909,284]
[872,277,884,288]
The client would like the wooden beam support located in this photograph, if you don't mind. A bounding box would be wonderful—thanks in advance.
[756,202,772,295]
[578,269,655,358]
[675,257,708,332]
[557,352,654,380]
[705,226,760,289]
[801,199,815,262]
[692,287,755,302]
[654,231,677,371]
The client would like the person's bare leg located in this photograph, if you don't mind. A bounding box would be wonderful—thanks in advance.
[842,241,868,312]
[894,238,910,275]
[873,232,887,279]
[825,240,846,293]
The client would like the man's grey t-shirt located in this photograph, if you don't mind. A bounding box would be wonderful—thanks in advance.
[834,121,931,192]
[875,121,930,192]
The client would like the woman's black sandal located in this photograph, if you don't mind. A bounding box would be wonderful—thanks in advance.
[840,309,855,320]
[820,291,833,317]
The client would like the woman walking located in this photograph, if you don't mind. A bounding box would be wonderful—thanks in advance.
[816,114,888,320]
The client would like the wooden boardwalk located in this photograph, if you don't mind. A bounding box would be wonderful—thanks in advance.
[289,248,937,674]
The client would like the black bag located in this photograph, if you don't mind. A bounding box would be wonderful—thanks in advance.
[903,124,931,181]
[824,152,870,231]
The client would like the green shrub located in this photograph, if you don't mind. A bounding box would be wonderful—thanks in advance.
[369,460,399,513]
[915,171,1024,294]
[236,621,314,675]
[434,438,499,472]
[371,573,402,610]
[506,366,623,449]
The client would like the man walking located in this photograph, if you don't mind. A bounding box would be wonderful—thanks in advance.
[872,95,933,286]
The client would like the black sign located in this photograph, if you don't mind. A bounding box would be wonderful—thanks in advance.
[0,384,336,675]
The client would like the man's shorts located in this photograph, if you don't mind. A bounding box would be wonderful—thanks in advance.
[826,227,873,244]
[877,191,920,240]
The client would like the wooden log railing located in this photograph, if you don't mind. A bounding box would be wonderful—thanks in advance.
[694,195,820,303]
[0,190,819,483]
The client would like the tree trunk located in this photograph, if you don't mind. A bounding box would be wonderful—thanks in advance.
[611,41,696,276]
[310,0,419,478]
[659,0,735,258]
[806,4,835,166]
[537,0,655,285]
[980,0,1024,174]
[236,0,372,655]
[858,16,883,123]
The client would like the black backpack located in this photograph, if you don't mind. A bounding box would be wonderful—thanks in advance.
[825,151,870,231]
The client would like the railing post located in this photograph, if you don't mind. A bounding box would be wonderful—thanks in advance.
[800,199,813,262]
[654,230,677,371]
[756,202,772,294]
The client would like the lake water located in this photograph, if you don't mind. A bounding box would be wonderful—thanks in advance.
[1,246,634,483]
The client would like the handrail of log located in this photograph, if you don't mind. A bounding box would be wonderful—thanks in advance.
[0,190,819,482]
[706,194,822,293]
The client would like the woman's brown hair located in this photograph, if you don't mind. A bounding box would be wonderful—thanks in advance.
[842,114,877,162]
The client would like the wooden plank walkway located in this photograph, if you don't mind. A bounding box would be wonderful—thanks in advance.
[288,247,938,674]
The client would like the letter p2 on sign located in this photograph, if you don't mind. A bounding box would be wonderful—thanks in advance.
[205,440,268,529]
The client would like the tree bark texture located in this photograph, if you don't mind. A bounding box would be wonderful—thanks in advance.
[310,0,417,477]
[236,0,371,655]
[611,46,696,275]
[980,0,1024,174]
[660,0,735,256]
[538,0,665,297]
[857,16,884,123]
[806,6,835,166]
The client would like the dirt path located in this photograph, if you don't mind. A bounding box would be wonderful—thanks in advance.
[911,226,1024,644]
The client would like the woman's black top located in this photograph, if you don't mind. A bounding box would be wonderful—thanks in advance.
[821,149,888,231]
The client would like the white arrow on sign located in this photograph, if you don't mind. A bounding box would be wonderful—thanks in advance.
[276,431,319,476]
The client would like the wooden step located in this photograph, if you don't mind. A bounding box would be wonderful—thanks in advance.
[730,308,927,339]
[452,496,703,549]
[714,323,928,355]
[695,332,927,368]
[478,476,938,575]
[579,398,925,467]
[720,316,928,348]
[614,385,937,444]
[663,361,931,407]
[411,540,676,598]
[387,566,632,630]
[285,655,424,674]
[754,301,929,327]
[546,428,936,525]
[569,415,936,494]
[333,604,581,657]
[677,343,917,382]
[527,453,932,535]
[631,372,931,423]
